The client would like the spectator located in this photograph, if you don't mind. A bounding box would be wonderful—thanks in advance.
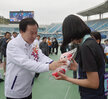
[104,39,108,46]
[52,38,58,55]
[0,36,4,63]
[91,31,104,54]
[1,32,11,76]
[39,37,49,56]
[33,35,42,48]
[11,32,18,39]
[33,35,42,78]
[47,37,52,54]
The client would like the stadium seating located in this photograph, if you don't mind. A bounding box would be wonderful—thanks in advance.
[86,18,108,31]
[0,18,108,42]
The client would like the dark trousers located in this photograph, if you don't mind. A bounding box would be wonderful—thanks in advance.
[52,47,58,54]
[48,47,51,54]
[0,52,3,63]
[7,93,32,99]
[81,93,107,99]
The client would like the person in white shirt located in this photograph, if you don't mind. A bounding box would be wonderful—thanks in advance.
[33,35,42,78]
[5,18,66,99]
[11,32,18,39]
[33,35,42,48]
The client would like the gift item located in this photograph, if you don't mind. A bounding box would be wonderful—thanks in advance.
[52,48,77,77]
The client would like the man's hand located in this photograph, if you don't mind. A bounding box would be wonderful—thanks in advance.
[49,60,67,71]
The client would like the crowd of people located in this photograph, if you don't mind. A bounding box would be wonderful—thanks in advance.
[0,15,108,99]
[0,31,59,82]
[0,32,17,82]
[33,36,59,56]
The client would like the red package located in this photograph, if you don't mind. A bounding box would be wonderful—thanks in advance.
[52,68,66,77]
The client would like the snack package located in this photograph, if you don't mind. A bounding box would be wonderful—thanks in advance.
[52,48,77,77]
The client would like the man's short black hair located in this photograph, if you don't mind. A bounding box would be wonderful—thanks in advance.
[62,14,91,46]
[5,32,11,36]
[104,39,108,42]
[13,32,17,34]
[19,18,39,32]
[91,31,101,42]
[37,35,40,37]
[42,37,47,40]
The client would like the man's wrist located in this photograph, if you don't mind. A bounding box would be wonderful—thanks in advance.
[49,61,54,64]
